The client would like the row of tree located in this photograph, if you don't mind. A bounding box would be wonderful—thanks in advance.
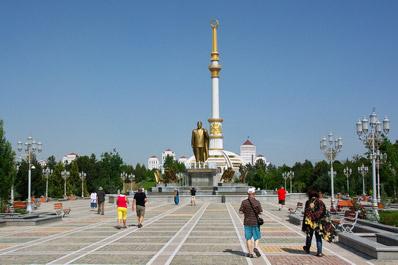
[1,119,398,207]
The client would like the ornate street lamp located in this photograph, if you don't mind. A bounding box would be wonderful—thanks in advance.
[358,164,369,196]
[282,172,288,191]
[17,136,42,213]
[356,108,390,215]
[343,167,352,195]
[61,170,70,197]
[120,172,127,193]
[376,151,387,204]
[129,174,135,191]
[43,168,53,200]
[79,171,87,198]
[320,131,342,210]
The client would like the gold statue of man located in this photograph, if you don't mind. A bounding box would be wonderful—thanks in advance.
[191,121,209,166]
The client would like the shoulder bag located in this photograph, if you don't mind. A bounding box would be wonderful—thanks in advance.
[248,198,264,226]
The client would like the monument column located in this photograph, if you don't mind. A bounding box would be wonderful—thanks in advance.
[208,19,224,150]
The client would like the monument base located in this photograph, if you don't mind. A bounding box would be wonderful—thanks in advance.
[186,168,218,187]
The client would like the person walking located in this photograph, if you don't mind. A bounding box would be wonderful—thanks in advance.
[190,187,196,206]
[302,188,327,257]
[239,187,263,258]
[90,191,97,211]
[132,187,147,228]
[97,187,106,215]
[277,186,287,210]
[116,194,129,229]
[173,188,179,205]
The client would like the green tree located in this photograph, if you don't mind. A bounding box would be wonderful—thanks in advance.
[0,120,15,207]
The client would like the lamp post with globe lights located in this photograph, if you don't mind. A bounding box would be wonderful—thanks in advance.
[343,167,352,195]
[320,131,342,210]
[129,174,135,192]
[43,168,53,200]
[356,108,390,214]
[17,136,42,213]
[282,172,288,191]
[120,172,127,193]
[376,151,387,204]
[358,164,368,196]
[61,170,70,197]
[79,171,87,198]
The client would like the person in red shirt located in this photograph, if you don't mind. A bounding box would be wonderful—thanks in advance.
[277,186,287,211]
[116,194,129,229]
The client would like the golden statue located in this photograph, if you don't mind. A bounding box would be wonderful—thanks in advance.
[239,169,248,183]
[220,167,234,183]
[154,170,164,184]
[164,168,178,183]
[191,121,209,166]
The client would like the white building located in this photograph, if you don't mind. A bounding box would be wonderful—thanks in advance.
[256,154,269,165]
[162,149,175,165]
[148,156,160,170]
[63,153,77,164]
[240,139,256,165]
[178,156,187,165]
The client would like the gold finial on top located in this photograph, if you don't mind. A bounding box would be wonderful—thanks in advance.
[209,19,220,62]
[210,19,219,29]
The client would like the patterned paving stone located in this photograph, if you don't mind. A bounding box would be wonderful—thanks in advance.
[185,237,240,243]
[99,244,164,252]
[179,244,242,252]
[16,244,86,252]
[115,237,172,243]
[0,245,12,250]
[9,232,59,237]
[71,254,152,264]
[260,227,290,231]
[260,237,304,244]
[0,254,64,265]
[261,245,329,254]
[266,254,351,265]
[171,254,246,265]
[0,238,39,243]
[261,231,299,237]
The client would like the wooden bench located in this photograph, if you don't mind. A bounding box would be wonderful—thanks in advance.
[332,209,359,233]
[13,201,27,210]
[54,203,71,217]
[337,200,353,212]
[289,202,303,214]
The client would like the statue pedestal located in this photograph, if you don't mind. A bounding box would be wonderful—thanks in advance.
[186,168,218,187]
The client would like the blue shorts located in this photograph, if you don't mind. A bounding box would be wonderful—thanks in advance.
[244,226,261,240]
[91,202,97,207]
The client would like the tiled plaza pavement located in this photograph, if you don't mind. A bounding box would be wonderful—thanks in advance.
[0,198,389,264]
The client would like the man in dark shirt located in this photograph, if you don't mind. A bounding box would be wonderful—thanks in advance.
[97,187,106,215]
[239,187,263,258]
[132,188,147,228]
[190,187,196,206]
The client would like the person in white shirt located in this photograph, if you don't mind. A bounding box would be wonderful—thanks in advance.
[90,192,97,210]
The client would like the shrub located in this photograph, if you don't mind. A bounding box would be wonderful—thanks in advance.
[352,200,369,220]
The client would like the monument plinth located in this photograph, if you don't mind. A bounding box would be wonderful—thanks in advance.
[186,168,218,187]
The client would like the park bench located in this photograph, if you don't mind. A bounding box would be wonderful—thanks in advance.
[13,201,27,210]
[336,200,354,212]
[288,202,303,215]
[332,209,359,233]
[54,203,71,217]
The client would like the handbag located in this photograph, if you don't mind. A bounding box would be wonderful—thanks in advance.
[248,198,264,226]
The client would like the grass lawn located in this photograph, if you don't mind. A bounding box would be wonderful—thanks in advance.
[379,211,398,227]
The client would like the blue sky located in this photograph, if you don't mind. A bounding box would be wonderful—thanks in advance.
[1,1,397,167]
